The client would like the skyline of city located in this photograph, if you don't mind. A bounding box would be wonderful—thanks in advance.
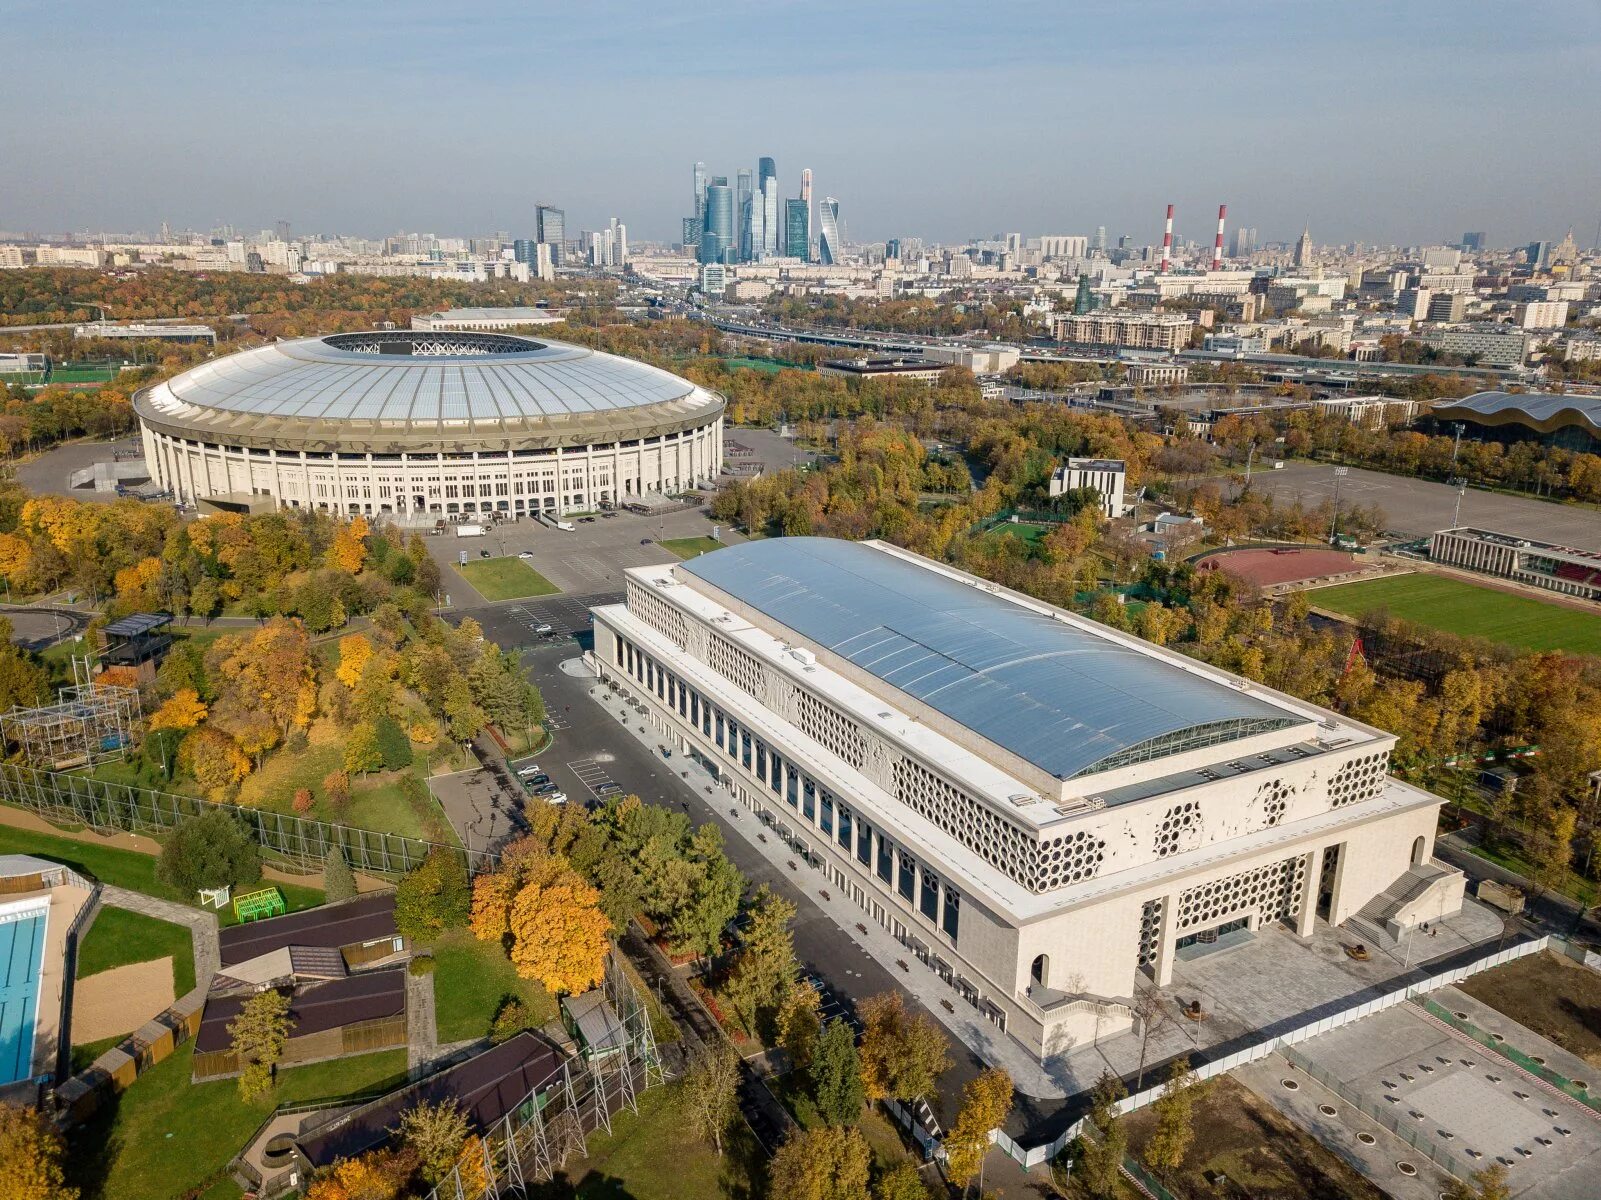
[4,1,1599,244]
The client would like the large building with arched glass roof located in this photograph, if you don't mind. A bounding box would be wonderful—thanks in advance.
[134,331,724,517]
[591,537,1464,1059]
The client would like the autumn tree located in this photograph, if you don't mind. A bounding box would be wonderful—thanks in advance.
[767,1125,873,1200]
[304,1147,416,1200]
[148,687,207,731]
[328,515,369,573]
[0,1100,75,1200]
[229,988,291,1101]
[1070,1071,1127,1200]
[857,992,950,1103]
[336,633,373,688]
[177,727,251,798]
[1144,1057,1205,1178]
[399,1099,470,1185]
[871,1162,929,1200]
[506,858,611,995]
[811,1017,866,1126]
[395,848,471,941]
[344,721,382,775]
[943,1068,1013,1196]
[681,1040,742,1157]
[206,617,316,751]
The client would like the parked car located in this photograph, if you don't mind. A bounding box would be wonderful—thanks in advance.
[479,549,492,558]
[640,538,653,545]
[534,623,553,634]
[596,783,622,797]
[535,782,560,795]
[543,792,568,805]
[515,763,542,777]
[518,550,534,559]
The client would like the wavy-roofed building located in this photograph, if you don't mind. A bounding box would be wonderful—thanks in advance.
[134,331,723,517]
[591,537,1465,1058]
[1430,390,1601,453]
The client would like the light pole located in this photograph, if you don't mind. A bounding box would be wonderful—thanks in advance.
[1450,478,1467,529]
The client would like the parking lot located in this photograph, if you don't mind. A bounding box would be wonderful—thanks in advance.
[566,756,622,802]
[1237,461,1601,551]
[429,504,744,607]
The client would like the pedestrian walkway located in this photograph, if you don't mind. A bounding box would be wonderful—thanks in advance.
[405,966,437,1075]
[101,883,220,986]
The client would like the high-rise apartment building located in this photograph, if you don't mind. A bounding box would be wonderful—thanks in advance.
[785,198,810,263]
[535,205,565,267]
[1293,225,1313,268]
[1461,231,1486,252]
[818,197,841,266]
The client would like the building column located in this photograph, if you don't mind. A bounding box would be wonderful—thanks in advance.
[1152,895,1180,987]
[1296,847,1322,937]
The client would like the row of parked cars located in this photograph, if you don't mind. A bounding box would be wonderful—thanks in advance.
[515,762,566,804]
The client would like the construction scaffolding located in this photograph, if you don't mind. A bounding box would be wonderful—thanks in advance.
[2,661,141,770]
[428,950,665,1200]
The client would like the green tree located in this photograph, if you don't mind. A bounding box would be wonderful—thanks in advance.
[943,1068,1013,1195]
[857,992,950,1103]
[811,1017,867,1126]
[670,825,744,961]
[372,715,412,771]
[681,1039,742,1157]
[871,1162,929,1200]
[398,1098,471,1185]
[395,848,471,941]
[1144,1057,1204,1178]
[228,988,291,1102]
[157,809,262,897]
[1070,1071,1127,1200]
[323,845,357,903]
[344,721,382,775]
[777,980,823,1074]
[721,885,798,1038]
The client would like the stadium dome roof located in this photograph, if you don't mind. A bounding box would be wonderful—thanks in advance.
[1432,390,1601,437]
[134,331,723,453]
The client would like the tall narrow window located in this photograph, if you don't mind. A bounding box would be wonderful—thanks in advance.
[943,889,960,940]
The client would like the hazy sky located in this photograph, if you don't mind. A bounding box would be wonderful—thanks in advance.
[4,0,1599,248]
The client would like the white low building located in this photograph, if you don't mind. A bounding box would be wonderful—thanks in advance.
[1050,458,1127,517]
[591,538,1463,1060]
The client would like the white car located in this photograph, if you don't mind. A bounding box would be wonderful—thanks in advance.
[543,792,568,804]
[534,623,553,635]
[518,550,534,559]
[515,763,542,777]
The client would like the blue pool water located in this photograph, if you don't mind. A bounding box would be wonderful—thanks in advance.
[0,909,46,1086]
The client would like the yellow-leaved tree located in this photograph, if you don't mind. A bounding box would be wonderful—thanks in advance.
[506,857,610,995]
[149,688,208,731]
[328,515,369,573]
[335,633,373,689]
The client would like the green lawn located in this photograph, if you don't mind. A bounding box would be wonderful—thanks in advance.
[76,906,197,997]
[456,555,561,601]
[0,823,324,924]
[1311,572,1601,655]
[657,536,726,560]
[993,520,1053,545]
[237,742,444,841]
[526,1082,761,1200]
[66,1042,409,1200]
[430,929,558,1043]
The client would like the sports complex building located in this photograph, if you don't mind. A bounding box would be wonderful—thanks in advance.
[591,538,1465,1059]
[133,331,724,518]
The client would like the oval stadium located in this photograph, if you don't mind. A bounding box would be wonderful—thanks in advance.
[134,331,724,519]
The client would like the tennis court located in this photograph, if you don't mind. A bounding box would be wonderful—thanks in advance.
[0,902,47,1086]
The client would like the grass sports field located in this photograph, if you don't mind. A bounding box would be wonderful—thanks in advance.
[658,536,725,560]
[993,521,1053,545]
[456,556,560,600]
[1311,572,1601,655]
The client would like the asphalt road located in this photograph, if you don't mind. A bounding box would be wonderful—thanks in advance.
[517,639,1015,1136]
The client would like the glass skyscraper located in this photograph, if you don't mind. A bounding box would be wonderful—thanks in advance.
[701,181,734,265]
[535,205,564,267]
[758,157,779,259]
[784,198,809,263]
[736,168,755,262]
[817,197,841,266]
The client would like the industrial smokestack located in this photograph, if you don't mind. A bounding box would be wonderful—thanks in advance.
[1161,203,1174,273]
[1212,204,1227,270]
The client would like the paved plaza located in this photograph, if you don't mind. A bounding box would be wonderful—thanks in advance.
[1291,999,1601,1199]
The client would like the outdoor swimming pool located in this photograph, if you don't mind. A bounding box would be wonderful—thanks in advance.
[0,904,47,1086]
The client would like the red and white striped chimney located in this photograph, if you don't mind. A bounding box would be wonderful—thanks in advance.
[1212,204,1227,270]
[1160,203,1174,272]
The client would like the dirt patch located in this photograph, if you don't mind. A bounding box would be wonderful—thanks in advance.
[72,957,175,1043]
[1124,1074,1386,1200]
[1457,949,1601,1066]
[1196,546,1361,588]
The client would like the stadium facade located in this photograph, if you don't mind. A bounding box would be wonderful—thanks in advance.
[134,332,724,518]
[590,538,1464,1058]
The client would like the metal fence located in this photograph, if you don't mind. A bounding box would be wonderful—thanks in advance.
[0,761,500,879]
[1417,996,1601,1116]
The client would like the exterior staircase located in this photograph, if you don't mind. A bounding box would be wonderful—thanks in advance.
[1345,861,1456,948]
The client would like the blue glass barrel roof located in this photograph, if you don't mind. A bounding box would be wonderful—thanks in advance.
[681,538,1304,780]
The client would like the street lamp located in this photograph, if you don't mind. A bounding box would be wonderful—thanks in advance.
[1328,466,1348,544]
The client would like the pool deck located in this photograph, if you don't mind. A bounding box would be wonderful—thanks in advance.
[0,883,91,1091]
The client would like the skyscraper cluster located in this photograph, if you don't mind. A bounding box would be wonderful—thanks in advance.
[683,158,833,265]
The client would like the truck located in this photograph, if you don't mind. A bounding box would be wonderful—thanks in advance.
[455,524,486,537]
[554,519,576,532]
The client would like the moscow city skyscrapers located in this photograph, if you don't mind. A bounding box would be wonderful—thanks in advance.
[684,157,831,264]
[817,196,840,266]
